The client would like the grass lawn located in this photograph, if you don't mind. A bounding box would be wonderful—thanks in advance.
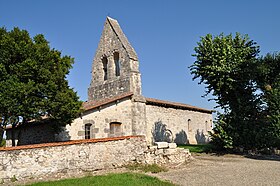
[125,163,168,173]
[178,144,211,153]
[26,172,175,186]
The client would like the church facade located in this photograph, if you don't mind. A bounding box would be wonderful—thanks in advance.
[6,17,213,146]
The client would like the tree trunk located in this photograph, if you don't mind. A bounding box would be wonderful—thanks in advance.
[0,128,3,146]
[11,125,15,147]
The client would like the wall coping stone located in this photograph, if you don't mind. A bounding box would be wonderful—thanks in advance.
[168,143,177,149]
[0,135,145,151]
[155,142,169,149]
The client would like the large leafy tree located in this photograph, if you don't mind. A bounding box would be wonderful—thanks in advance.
[191,33,280,150]
[256,53,280,147]
[191,33,260,110]
[190,33,265,149]
[0,27,82,146]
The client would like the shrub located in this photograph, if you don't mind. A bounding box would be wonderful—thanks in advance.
[209,114,233,152]
[0,139,5,147]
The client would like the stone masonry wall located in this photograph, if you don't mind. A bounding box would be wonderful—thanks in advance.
[131,96,147,136]
[63,97,134,140]
[5,123,57,147]
[88,77,131,101]
[6,97,136,147]
[88,17,141,101]
[146,105,213,145]
[0,136,191,183]
[143,142,191,166]
[0,136,146,182]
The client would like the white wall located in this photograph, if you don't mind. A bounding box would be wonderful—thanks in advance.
[146,105,213,144]
[62,97,134,140]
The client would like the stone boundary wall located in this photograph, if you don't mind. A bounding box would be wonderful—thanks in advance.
[0,136,146,182]
[0,136,191,183]
[143,142,191,165]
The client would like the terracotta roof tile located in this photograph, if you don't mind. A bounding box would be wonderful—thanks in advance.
[0,135,144,151]
[82,92,134,111]
[145,97,213,113]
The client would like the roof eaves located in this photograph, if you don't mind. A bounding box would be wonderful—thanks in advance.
[145,97,213,113]
[83,92,134,111]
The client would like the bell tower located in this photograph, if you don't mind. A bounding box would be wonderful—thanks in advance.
[88,17,142,101]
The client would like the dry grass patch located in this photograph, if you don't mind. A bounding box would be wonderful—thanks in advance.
[126,163,168,173]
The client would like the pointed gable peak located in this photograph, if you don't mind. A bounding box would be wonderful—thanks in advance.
[104,16,138,60]
[106,16,116,22]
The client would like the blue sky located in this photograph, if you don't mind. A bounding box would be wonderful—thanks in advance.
[1,0,280,111]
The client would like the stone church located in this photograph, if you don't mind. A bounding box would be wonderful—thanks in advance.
[6,17,213,147]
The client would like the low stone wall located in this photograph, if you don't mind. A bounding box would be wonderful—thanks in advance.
[0,136,191,183]
[0,136,145,182]
[142,142,191,166]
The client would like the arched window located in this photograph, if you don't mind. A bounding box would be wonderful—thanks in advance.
[205,121,208,131]
[188,119,191,132]
[110,122,122,137]
[114,52,120,77]
[85,124,92,139]
[102,57,108,80]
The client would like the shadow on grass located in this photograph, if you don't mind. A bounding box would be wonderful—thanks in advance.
[178,144,280,161]
[178,144,212,153]
[197,150,280,162]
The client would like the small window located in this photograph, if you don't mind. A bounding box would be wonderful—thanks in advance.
[205,121,208,131]
[188,119,191,132]
[114,52,120,77]
[102,57,108,80]
[110,122,122,137]
[85,124,92,139]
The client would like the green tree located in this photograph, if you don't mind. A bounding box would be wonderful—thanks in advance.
[0,27,82,146]
[256,53,280,147]
[209,113,233,151]
[190,33,262,150]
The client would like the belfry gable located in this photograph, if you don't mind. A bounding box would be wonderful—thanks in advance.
[88,17,142,101]
[93,17,138,62]
[105,17,138,60]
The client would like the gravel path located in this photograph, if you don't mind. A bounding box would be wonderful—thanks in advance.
[154,153,280,186]
[10,153,280,186]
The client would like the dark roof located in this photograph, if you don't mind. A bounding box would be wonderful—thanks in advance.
[82,92,134,111]
[5,118,52,130]
[145,97,213,113]
[106,17,138,61]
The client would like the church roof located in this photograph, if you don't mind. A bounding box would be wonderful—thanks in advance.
[83,92,213,114]
[106,17,138,60]
[145,97,213,114]
[82,92,134,111]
